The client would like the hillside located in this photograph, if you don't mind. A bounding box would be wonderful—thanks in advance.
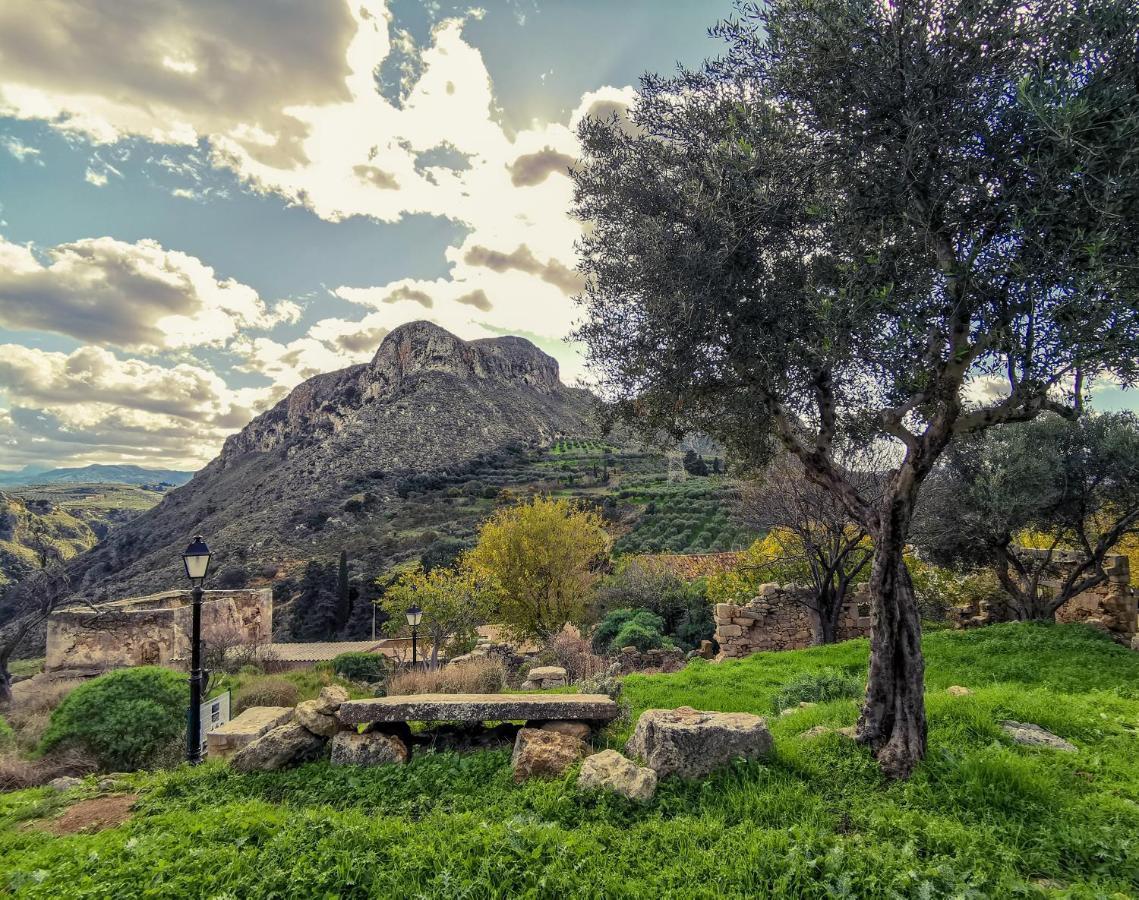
[0,466,192,488]
[0,486,166,588]
[0,493,97,588]
[3,623,1137,896]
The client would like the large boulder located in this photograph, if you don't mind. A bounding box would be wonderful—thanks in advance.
[231,722,326,773]
[511,727,586,782]
[577,750,657,802]
[626,706,773,778]
[295,699,340,738]
[314,685,350,715]
[330,730,409,766]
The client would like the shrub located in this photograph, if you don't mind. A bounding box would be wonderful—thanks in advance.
[771,667,864,713]
[591,608,666,654]
[233,677,299,714]
[545,630,610,681]
[611,619,668,653]
[40,666,187,771]
[331,652,388,684]
[385,658,506,696]
[0,745,98,792]
[0,715,13,748]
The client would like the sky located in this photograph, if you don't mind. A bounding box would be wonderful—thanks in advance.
[0,0,722,472]
[0,0,1133,473]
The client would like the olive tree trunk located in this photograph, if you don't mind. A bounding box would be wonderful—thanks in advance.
[857,522,926,779]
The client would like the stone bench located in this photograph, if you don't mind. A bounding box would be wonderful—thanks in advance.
[207,706,294,760]
[337,693,619,727]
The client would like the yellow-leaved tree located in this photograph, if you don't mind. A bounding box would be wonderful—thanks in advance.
[468,495,611,642]
[380,560,496,669]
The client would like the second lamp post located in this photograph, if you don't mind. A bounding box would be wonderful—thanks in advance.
[405,604,422,668]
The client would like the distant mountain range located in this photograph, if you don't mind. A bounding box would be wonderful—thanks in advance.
[0,464,195,488]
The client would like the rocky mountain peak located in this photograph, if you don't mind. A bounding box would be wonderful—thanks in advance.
[369,321,561,392]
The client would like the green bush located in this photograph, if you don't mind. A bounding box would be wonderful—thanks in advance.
[611,620,669,653]
[40,666,187,771]
[233,677,299,713]
[331,652,388,683]
[770,667,864,713]
[0,714,13,748]
[592,608,670,654]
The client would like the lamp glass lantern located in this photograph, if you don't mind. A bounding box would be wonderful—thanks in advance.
[182,536,212,582]
[405,604,423,628]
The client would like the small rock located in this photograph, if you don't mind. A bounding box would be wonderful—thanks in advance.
[314,685,350,715]
[97,778,117,792]
[48,776,82,792]
[1000,721,1077,752]
[780,701,817,716]
[511,727,586,782]
[800,725,857,740]
[946,685,973,697]
[577,750,657,802]
[366,720,413,747]
[231,722,326,773]
[330,730,409,766]
[626,707,773,778]
[295,699,340,738]
[537,721,592,742]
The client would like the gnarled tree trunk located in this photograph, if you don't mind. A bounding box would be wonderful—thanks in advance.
[857,493,927,779]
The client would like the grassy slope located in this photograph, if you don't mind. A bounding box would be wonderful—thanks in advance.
[2,623,1137,898]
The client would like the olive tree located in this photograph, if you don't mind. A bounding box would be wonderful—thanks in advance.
[915,412,1139,620]
[572,0,1139,776]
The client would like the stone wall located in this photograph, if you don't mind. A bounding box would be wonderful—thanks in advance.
[713,583,872,660]
[45,588,272,674]
[949,551,1136,643]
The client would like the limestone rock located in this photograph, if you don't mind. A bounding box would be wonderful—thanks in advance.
[338,693,618,726]
[1000,721,1077,752]
[521,665,569,690]
[511,727,586,782]
[537,721,592,741]
[207,706,294,761]
[627,706,773,778]
[330,730,409,766]
[231,722,326,773]
[577,750,657,802]
[946,685,973,697]
[48,776,83,792]
[295,699,340,738]
[315,684,350,715]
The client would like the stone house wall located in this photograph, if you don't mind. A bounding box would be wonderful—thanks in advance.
[713,583,872,660]
[45,588,272,673]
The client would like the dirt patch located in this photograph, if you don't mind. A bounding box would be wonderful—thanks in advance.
[37,794,138,836]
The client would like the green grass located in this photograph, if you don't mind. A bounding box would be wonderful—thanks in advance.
[2,623,1138,897]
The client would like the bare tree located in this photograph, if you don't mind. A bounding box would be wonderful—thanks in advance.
[736,455,880,643]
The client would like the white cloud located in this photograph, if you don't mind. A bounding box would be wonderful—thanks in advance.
[0,345,280,468]
[84,167,108,186]
[0,236,300,353]
[2,136,41,163]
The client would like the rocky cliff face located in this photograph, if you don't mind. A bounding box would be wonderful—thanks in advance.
[27,322,597,603]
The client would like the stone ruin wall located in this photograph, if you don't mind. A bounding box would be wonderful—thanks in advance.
[713,583,873,660]
[45,588,272,674]
[950,551,1136,643]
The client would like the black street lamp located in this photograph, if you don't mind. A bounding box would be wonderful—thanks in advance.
[405,604,422,668]
[182,535,211,765]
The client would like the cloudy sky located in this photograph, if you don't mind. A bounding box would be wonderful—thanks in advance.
[0,0,724,472]
[2,1,1134,474]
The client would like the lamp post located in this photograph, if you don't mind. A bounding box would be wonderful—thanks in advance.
[405,604,422,668]
[182,535,211,765]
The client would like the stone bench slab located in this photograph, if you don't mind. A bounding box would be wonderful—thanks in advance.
[206,706,294,760]
[338,693,619,726]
